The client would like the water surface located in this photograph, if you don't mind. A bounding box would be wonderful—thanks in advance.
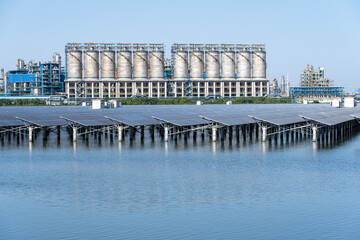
[1,130,360,239]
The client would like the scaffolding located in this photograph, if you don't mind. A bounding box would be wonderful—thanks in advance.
[300,65,332,87]
[31,63,64,95]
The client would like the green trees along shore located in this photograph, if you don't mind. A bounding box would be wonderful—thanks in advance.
[114,97,291,105]
[0,99,46,106]
[0,97,291,106]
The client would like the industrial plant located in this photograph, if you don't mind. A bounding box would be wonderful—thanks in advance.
[0,54,65,96]
[300,65,332,87]
[269,75,290,98]
[290,64,344,102]
[65,43,270,100]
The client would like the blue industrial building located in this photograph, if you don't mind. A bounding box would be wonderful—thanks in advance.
[4,62,65,96]
[290,87,344,102]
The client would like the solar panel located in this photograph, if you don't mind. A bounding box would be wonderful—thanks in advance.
[153,114,210,126]
[0,104,359,128]
[201,115,255,126]
[301,109,357,126]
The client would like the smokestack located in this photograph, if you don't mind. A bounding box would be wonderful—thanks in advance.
[281,75,285,93]
[4,71,7,95]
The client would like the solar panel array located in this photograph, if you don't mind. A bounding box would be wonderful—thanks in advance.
[301,107,360,126]
[0,104,359,128]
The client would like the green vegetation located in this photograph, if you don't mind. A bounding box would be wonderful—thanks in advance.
[116,97,193,105]
[312,100,320,104]
[114,97,291,105]
[0,99,47,106]
[0,97,291,106]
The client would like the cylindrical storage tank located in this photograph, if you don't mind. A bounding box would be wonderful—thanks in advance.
[236,48,251,79]
[17,59,25,70]
[173,47,188,80]
[101,48,115,80]
[149,47,164,80]
[53,53,61,65]
[133,47,148,79]
[190,47,204,80]
[117,47,132,79]
[205,48,220,80]
[221,47,235,79]
[84,47,99,80]
[252,48,266,78]
[66,48,82,79]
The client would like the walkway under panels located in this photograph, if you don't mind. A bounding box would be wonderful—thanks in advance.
[0,104,360,144]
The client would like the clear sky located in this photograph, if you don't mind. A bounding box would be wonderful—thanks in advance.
[0,0,359,90]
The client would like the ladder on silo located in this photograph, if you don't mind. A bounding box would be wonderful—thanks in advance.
[118,52,132,65]
[206,51,219,62]
[149,51,164,65]
[85,51,98,63]
[237,51,251,64]
[222,51,235,64]
[190,51,204,63]
[253,51,266,68]
[101,51,115,64]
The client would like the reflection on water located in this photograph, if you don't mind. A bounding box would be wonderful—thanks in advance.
[1,130,360,239]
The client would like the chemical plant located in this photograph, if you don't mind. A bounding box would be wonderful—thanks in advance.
[300,65,332,87]
[290,65,344,102]
[0,68,4,93]
[65,43,270,100]
[0,53,65,96]
[269,75,290,98]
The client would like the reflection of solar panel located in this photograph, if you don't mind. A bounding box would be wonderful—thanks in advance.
[0,104,359,128]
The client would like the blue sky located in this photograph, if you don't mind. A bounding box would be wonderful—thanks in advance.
[0,0,359,90]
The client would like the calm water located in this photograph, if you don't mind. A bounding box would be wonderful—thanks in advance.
[1,129,360,239]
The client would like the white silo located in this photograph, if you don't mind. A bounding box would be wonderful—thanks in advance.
[252,46,266,79]
[66,47,82,80]
[53,52,62,65]
[101,46,115,80]
[236,46,251,79]
[133,44,148,80]
[16,59,25,70]
[221,44,235,80]
[172,44,188,80]
[149,44,164,80]
[205,45,220,80]
[84,46,99,80]
[117,45,132,80]
[190,44,204,80]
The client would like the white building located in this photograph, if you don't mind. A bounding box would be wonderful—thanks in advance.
[344,96,355,108]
